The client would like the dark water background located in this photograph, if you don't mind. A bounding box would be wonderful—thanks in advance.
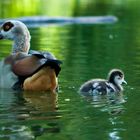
[0,0,140,140]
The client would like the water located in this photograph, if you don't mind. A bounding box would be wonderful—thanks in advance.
[0,0,140,140]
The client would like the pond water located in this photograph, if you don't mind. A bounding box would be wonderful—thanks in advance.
[0,0,140,140]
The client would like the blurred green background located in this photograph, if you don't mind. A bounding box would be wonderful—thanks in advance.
[0,0,139,18]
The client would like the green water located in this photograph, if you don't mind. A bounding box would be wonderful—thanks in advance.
[0,0,140,140]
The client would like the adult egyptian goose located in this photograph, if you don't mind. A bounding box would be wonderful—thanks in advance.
[0,20,61,91]
[79,69,127,95]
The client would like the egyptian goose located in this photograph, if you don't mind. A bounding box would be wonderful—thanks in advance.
[0,20,61,91]
[79,69,127,95]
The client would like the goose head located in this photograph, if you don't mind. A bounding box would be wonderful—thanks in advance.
[0,20,31,54]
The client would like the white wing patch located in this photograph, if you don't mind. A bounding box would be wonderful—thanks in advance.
[93,82,99,88]
[92,82,103,95]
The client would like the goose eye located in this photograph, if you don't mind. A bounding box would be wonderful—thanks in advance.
[3,22,14,31]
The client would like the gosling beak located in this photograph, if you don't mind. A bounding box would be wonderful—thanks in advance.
[122,80,127,85]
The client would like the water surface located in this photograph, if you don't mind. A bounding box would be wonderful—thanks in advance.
[0,0,140,140]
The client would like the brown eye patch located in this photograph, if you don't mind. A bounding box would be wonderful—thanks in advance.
[3,22,14,32]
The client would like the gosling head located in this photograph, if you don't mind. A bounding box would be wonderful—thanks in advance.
[0,20,31,54]
[108,69,127,89]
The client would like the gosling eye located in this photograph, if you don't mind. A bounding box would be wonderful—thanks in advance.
[3,22,14,32]
[117,77,121,80]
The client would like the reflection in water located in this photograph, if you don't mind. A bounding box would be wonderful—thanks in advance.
[0,89,61,139]
[81,92,125,110]
[23,91,58,112]
[22,91,60,119]
[0,89,60,120]
[109,131,120,140]
[80,92,126,140]
[108,117,126,140]
[0,125,34,140]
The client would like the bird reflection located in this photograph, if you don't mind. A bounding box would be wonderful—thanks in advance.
[22,91,61,137]
[14,90,60,120]
[81,92,126,115]
[23,91,58,112]
[0,89,60,139]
